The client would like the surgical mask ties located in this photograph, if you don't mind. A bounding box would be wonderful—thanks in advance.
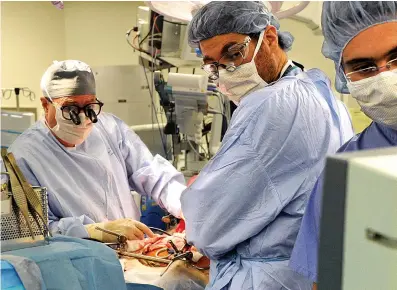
[48,104,93,145]
[218,31,267,105]
[346,69,397,130]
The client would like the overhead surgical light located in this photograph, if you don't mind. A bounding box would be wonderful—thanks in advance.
[145,1,210,23]
[51,1,64,10]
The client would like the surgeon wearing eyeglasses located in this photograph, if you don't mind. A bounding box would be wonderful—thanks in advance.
[180,2,354,290]
[5,60,186,243]
[290,2,397,289]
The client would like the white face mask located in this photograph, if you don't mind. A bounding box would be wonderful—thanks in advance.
[218,31,267,105]
[48,104,93,146]
[346,69,397,130]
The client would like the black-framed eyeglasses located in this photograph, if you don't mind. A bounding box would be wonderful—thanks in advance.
[345,58,397,82]
[201,36,251,81]
[59,99,104,125]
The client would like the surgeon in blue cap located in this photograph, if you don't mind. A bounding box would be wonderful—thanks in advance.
[290,2,397,289]
[181,2,354,290]
[6,60,186,243]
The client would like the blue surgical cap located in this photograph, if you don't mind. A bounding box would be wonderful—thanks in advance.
[188,1,294,52]
[321,1,397,93]
[40,60,96,99]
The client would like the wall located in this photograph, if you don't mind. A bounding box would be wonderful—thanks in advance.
[63,1,144,66]
[1,1,66,113]
[281,18,336,84]
[1,1,146,115]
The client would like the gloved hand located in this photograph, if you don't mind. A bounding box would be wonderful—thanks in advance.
[85,218,155,243]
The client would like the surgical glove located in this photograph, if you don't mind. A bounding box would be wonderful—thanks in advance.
[85,218,155,243]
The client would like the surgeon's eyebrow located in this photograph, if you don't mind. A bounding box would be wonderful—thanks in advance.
[385,46,397,59]
[344,46,397,67]
[343,57,375,68]
[220,42,239,55]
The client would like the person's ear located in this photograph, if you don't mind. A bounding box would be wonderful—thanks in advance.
[41,97,49,114]
[264,25,278,48]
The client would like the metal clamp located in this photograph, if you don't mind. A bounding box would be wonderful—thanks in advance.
[95,226,128,250]
[160,251,194,276]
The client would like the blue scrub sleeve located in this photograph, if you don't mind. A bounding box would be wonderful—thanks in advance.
[289,175,325,283]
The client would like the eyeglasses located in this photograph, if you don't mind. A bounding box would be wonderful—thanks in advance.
[346,58,397,82]
[58,99,104,124]
[201,36,251,81]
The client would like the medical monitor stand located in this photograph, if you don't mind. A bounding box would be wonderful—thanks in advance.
[318,148,397,290]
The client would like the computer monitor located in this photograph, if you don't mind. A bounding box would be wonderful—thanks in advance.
[318,147,397,290]
[1,110,35,150]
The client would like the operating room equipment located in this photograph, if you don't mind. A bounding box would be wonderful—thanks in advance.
[94,226,128,250]
[1,153,50,252]
[1,111,35,152]
[153,71,225,174]
[290,121,397,284]
[125,8,230,172]
[317,148,397,290]
[92,65,159,126]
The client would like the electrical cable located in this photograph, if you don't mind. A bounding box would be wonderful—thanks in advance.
[126,27,141,51]
[135,15,168,157]
[187,139,208,160]
[139,52,168,156]
[151,15,161,152]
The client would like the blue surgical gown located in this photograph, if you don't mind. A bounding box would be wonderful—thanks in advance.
[289,122,397,283]
[6,113,186,237]
[181,68,354,290]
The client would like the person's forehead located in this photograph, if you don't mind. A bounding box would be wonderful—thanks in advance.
[342,22,397,62]
[200,33,249,58]
[54,95,96,105]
